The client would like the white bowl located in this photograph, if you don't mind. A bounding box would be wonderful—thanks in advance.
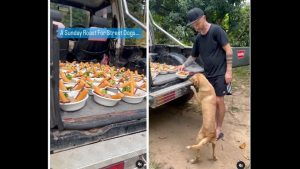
[86,82,100,95]
[168,69,177,73]
[104,81,120,93]
[168,66,177,73]
[61,83,84,92]
[176,71,189,79]
[122,89,146,104]
[159,70,168,75]
[106,87,119,93]
[92,90,121,107]
[61,90,79,96]
[59,94,88,112]
[61,83,78,91]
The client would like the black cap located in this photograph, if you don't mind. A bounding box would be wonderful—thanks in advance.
[187,8,204,26]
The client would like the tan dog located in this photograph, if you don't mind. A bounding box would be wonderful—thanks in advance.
[187,73,217,162]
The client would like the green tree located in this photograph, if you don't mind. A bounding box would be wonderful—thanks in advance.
[227,4,249,46]
[124,0,147,46]
[150,0,249,47]
[50,2,90,27]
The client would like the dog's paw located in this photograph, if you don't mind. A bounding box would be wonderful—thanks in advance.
[208,156,217,161]
[186,145,191,149]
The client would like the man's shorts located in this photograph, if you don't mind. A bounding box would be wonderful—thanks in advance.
[207,75,231,96]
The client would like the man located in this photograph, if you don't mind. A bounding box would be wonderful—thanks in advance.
[178,8,233,140]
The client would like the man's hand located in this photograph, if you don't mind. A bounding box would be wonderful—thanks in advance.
[225,71,232,84]
[178,65,185,71]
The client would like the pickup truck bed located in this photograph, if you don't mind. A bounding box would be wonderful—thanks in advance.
[51,95,146,152]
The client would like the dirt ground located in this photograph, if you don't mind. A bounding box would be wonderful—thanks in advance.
[149,66,250,169]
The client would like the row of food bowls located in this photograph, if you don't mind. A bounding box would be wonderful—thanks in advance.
[60,88,146,112]
[92,88,146,106]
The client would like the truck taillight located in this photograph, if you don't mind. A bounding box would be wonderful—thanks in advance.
[154,89,186,107]
[156,91,176,106]
[101,161,124,169]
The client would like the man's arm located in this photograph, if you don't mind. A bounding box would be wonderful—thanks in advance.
[178,56,196,71]
[183,55,196,67]
[178,35,199,71]
[223,43,233,84]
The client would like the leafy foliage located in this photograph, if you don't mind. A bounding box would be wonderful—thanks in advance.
[150,0,249,46]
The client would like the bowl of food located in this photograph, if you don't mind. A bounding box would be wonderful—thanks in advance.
[159,70,168,75]
[176,71,189,79]
[168,66,177,73]
[86,82,100,95]
[103,79,120,93]
[92,88,122,106]
[59,79,79,92]
[122,88,146,104]
[59,88,89,112]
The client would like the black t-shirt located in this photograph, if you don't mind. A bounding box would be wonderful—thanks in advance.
[192,24,229,78]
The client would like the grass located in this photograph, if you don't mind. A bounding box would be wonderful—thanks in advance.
[149,161,162,169]
[232,65,250,89]
[233,65,250,79]
[231,106,240,112]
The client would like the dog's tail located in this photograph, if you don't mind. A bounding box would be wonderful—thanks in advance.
[190,85,201,101]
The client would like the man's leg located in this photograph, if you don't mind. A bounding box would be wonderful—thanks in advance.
[207,75,227,139]
[216,96,225,139]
